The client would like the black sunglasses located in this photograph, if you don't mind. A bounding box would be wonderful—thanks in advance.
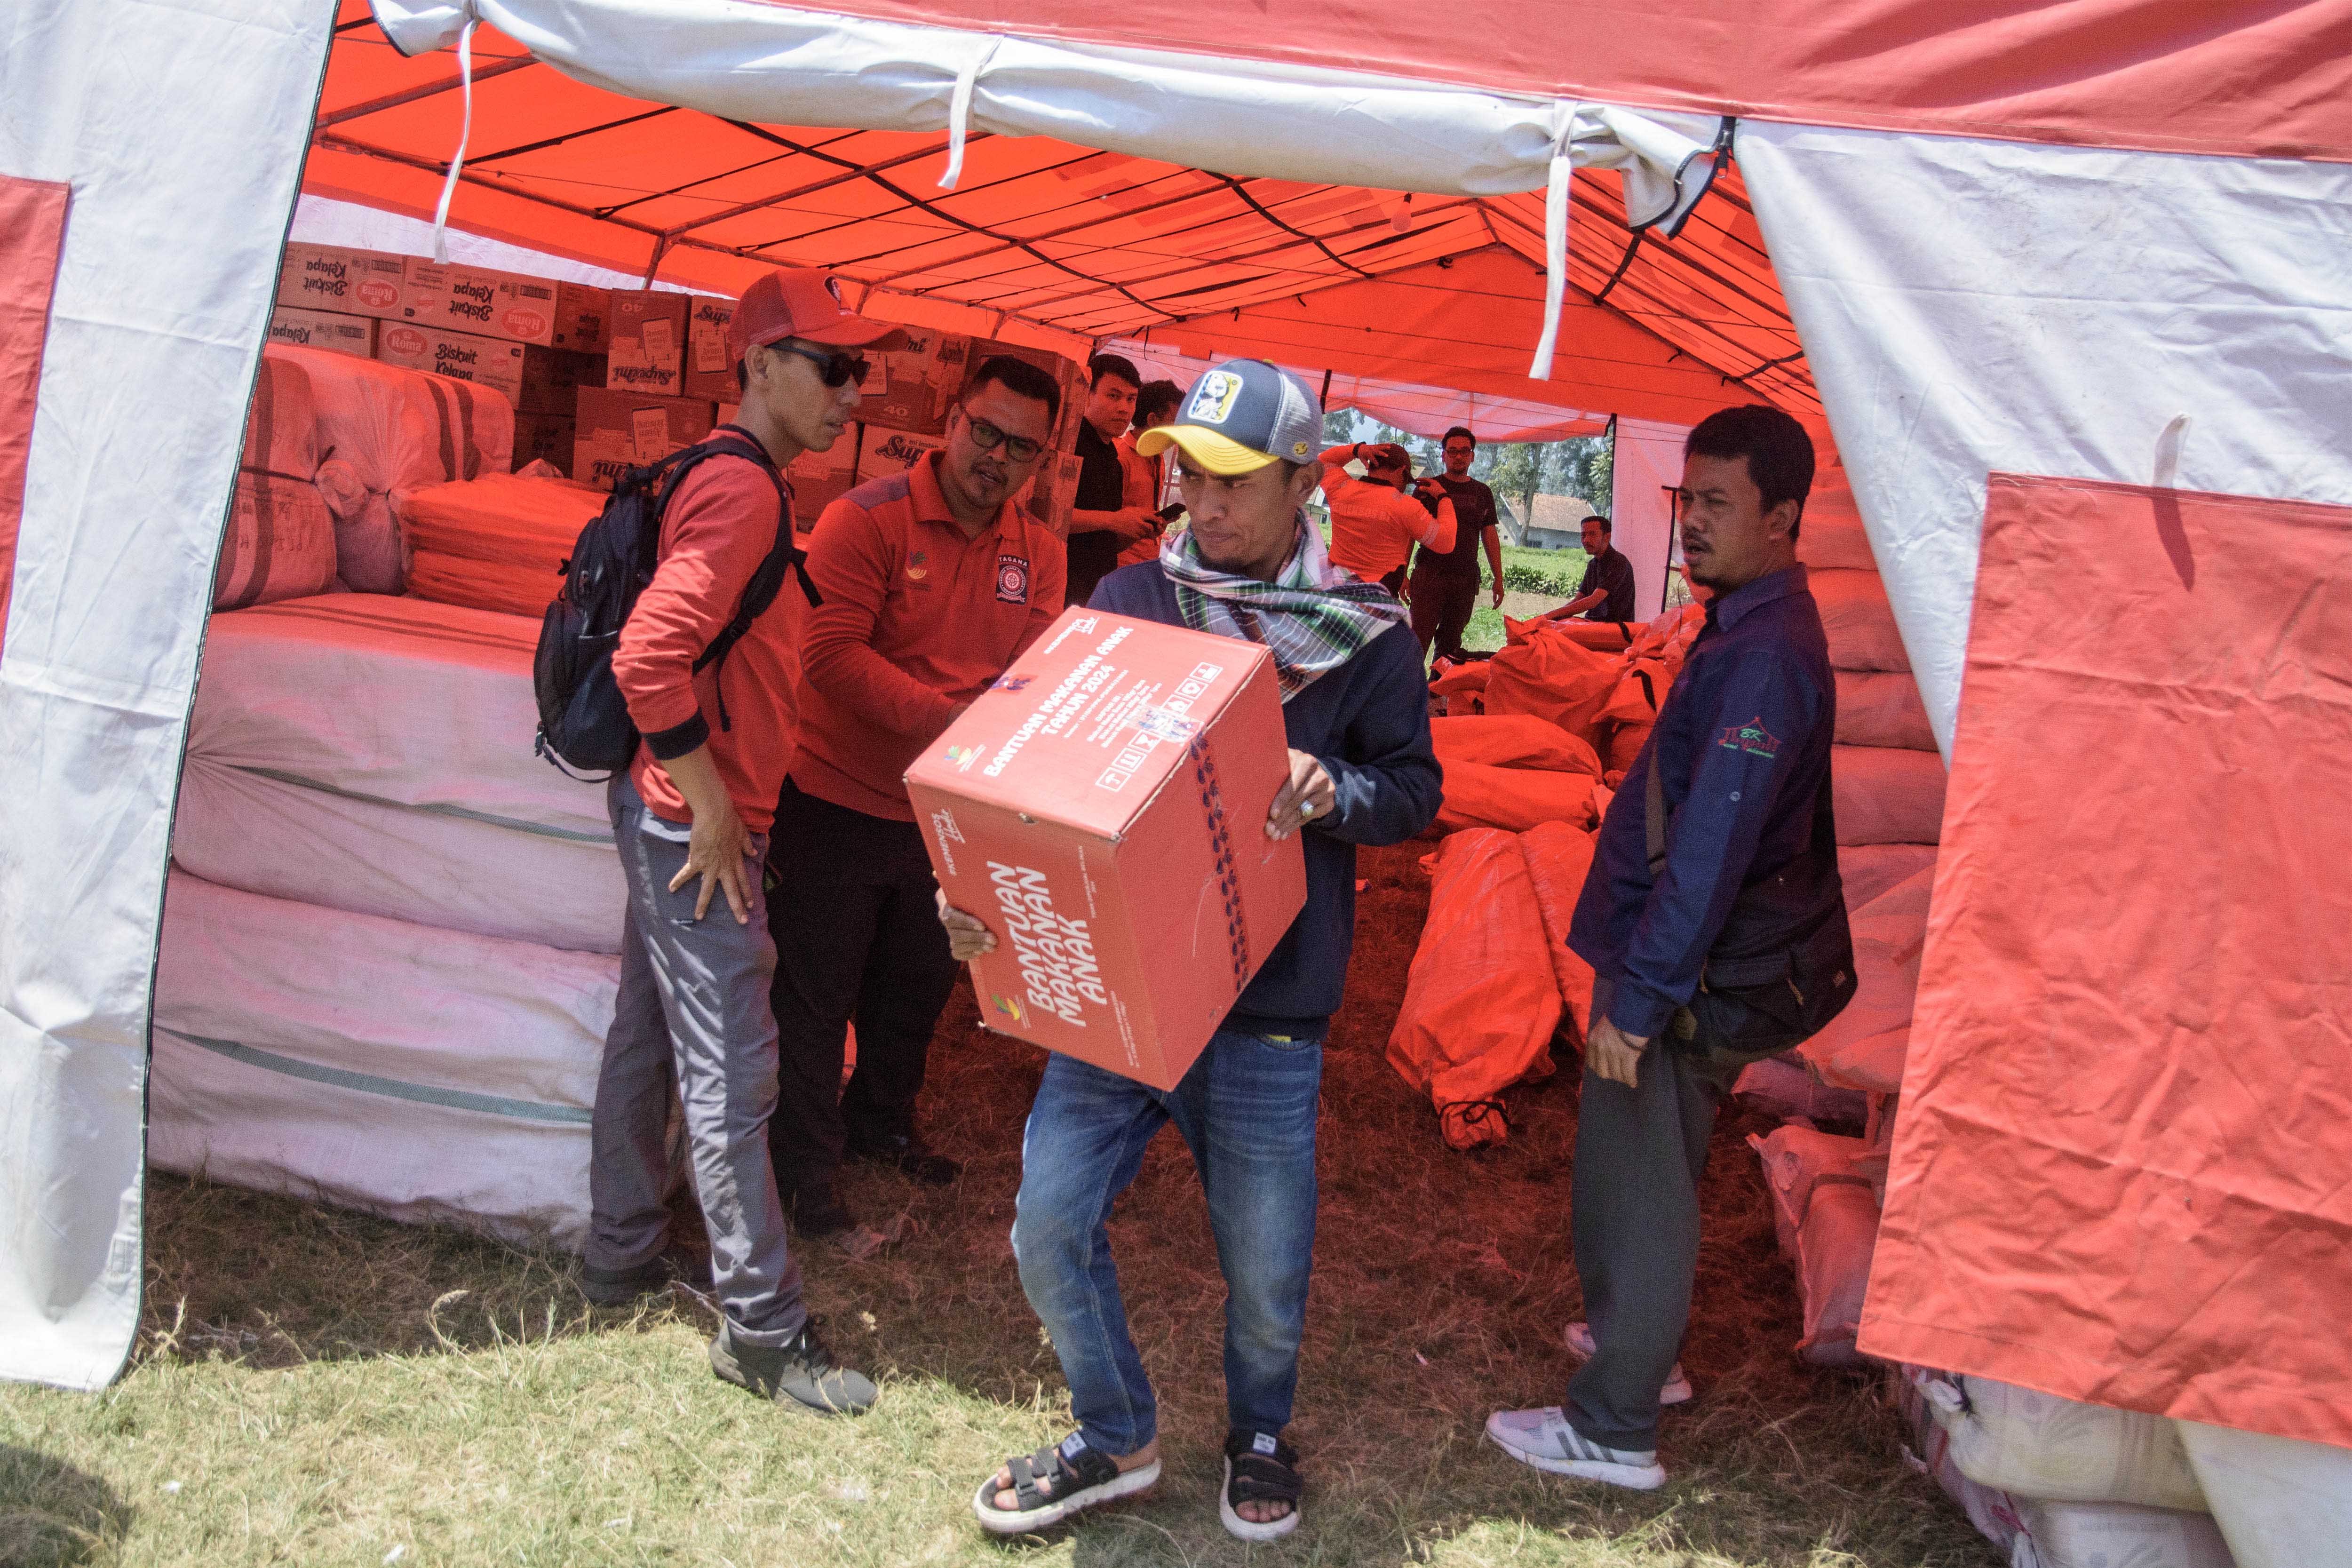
[769,341,870,389]
[957,410,1045,464]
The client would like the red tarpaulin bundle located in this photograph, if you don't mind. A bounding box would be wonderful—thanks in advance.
[1388,828,1560,1149]
[1865,474,2352,1449]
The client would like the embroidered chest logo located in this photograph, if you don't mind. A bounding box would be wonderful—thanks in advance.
[906,547,929,582]
[1717,716,1782,759]
[996,553,1031,605]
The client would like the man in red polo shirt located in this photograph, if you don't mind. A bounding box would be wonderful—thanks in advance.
[767,355,1069,1249]
[589,267,900,1417]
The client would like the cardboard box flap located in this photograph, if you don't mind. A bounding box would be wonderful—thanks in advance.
[906,610,1276,841]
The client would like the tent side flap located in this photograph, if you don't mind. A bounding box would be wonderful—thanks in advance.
[0,0,337,1391]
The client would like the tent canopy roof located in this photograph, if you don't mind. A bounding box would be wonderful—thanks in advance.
[316,3,1809,427]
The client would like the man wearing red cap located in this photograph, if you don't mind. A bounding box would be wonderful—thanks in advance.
[585,267,904,1417]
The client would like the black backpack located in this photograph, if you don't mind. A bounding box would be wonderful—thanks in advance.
[532,427,818,776]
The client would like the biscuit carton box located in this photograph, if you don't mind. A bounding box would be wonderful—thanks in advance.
[906,610,1305,1090]
[787,433,860,533]
[681,296,739,402]
[572,387,717,490]
[376,321,526,407]
[857,327,966,436]
[605,289,691,396]
[402,259,609,350]
[277,243,407,319]
[267,307,375,358]
[856,425,947,484]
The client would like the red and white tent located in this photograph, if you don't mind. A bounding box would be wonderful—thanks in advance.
[5,1,2349,1539]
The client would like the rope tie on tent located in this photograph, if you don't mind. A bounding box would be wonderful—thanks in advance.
[1528,100,1583,382]
[429,17,479,262]
[2153,413,2191,488]
[938,35,1004,191]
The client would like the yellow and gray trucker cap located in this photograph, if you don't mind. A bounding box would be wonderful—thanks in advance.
[1134,359,1322,476]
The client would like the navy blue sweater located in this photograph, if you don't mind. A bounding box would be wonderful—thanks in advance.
[1091,561,1442,1038]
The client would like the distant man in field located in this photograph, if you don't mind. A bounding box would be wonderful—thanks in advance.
[1487,405,1840,1492]
[943,360,1441,1543]
[1406,426,1502,660]
[1540,514,1637,624]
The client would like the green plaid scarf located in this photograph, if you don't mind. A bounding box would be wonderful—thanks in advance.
[1160,515,1408,700]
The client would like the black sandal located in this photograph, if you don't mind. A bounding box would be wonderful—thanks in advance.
[972,1433,1161,1535]
[1221,1430,1303,1540]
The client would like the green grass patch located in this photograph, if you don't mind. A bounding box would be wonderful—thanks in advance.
[0,843,1996,1568]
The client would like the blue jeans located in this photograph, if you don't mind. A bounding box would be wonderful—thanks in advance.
[1011,1029,1322,1457]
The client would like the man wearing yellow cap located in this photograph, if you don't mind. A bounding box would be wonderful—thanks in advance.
[941,359,1442,1543]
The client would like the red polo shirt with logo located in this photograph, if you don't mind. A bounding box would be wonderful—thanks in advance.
[792,451,1067,821]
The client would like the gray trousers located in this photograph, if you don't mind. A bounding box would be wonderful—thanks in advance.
[588,776,805,1347]
[1566,975,1742,1451]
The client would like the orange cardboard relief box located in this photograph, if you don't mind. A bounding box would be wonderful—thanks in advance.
[906,609,1307,1090]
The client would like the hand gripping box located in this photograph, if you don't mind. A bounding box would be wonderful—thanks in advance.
[906,610,1306,1090]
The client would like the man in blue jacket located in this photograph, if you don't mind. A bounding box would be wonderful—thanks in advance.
[1487,405,1835,1491]
[942,360,1441,1542]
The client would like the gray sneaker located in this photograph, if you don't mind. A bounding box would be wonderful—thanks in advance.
[1485,1406,1665,1490]
[709,1320,877,1415]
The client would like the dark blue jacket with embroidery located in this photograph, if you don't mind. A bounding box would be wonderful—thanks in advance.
[1570,565,1837,1039]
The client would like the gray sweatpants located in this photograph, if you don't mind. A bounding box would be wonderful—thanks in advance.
[1566,975,1743,1451]
[588,776,805,1347]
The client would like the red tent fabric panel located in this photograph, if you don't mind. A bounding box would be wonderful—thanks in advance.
[1864,473,2352,1449]
[1133,249,1756,429]
[793,0,2352,164]
[0,176,69,654]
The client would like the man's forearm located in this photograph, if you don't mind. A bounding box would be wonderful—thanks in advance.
[661,744,734,826]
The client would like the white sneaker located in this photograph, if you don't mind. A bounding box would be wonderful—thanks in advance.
[1485,1407,1666,1490]
[1564,1321,1693,1405]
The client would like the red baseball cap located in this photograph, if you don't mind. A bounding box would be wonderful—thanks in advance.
[726,267,908,361]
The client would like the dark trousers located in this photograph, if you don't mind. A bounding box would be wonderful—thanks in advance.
[765,778,961,1199]
[1565,978,1744,1450]
[1408,564,1479,660]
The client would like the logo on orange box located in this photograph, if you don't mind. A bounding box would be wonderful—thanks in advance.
[991,995,1025,1023]
[502,309,548,339]
[357,279,400,310]
[384,326,426,356]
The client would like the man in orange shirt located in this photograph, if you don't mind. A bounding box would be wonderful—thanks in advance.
[1316,440,1454,594]
[767,356,1069,1250]
[1115,378,1183,569]
[588,267,896,1417]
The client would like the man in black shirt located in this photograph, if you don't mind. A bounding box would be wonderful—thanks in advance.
[1407,426,1502,661]
[1543,515,1637,624]
[1066,354,1160,607]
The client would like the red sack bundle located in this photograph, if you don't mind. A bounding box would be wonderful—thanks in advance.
[1388,829,1561,1149]
[1432,762,1600,835]
[1429,714,1601,776]
[1480,634,1619,740]
[1518,819,1598,1040]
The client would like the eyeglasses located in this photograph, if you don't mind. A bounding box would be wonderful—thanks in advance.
[769,342,870,389]
[957,411,1045,464]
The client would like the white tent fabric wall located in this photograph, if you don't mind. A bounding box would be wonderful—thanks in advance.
[1608,417,1685,622]
[0,1,337,1391]
[292,194,661,292]
[1736,123,2352,758]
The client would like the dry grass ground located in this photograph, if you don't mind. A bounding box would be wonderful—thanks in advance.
[0,842,1997,1568]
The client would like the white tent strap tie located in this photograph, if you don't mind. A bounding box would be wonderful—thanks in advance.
[429,16,478,262]
[1528,99,1583,382]
[938,34,1004,191]
[2153,413,2190,488]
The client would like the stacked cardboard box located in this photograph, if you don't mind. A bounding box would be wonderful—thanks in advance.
[267,306,375,358]
[272,244,614,478]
